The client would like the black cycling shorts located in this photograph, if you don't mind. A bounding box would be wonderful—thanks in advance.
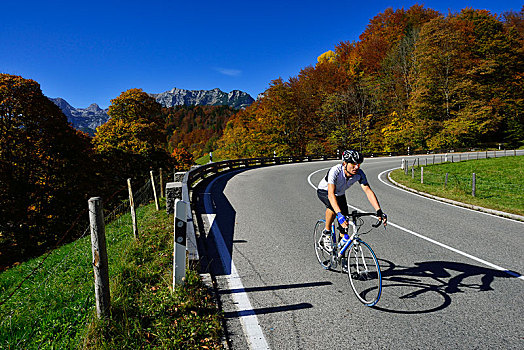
[317,189,349,216]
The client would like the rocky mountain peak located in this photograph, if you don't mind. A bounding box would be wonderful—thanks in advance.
[151,87,254,109]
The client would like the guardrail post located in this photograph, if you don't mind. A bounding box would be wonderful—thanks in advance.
[166,181,182,214]
[174,171,185,182]
[173,199,188,287]
[89,197,110,319]
[127,178,138,239]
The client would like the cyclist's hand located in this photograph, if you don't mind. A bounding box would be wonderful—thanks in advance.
[376,209,388,227]
[336,212,348,227]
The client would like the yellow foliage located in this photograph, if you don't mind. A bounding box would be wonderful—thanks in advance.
[317,50,336,64]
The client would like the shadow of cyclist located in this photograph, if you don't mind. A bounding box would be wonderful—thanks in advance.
[373,259,516,314]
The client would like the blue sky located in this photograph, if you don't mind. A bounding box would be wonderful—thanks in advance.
[1,1,522,109]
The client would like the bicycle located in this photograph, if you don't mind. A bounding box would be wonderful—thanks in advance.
[313,210,384,306]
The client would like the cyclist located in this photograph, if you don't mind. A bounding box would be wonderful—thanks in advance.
[317,149,387,251]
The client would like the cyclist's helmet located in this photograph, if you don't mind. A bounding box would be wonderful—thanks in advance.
[342,149,364,164]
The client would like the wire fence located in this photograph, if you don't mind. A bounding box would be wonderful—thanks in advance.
[399,152,524,211]
[0,171,164,349]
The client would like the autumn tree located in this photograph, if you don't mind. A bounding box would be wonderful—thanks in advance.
[93,88,172,187]
[410,9,524,148]
[0,74,94,266]
[164,105,236,158]
[171,148,194,171]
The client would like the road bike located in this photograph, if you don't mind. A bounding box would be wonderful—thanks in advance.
[313,210,383,306]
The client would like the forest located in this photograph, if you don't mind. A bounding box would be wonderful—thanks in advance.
[1,5,523,268]
[0,81,231,268]
[215,6,524,159]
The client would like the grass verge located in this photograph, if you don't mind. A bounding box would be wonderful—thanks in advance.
[0,199,223,349]
[195,154,226,165]
[390,155,524,216]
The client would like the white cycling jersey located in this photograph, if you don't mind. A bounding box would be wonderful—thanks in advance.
[317,163,368,196]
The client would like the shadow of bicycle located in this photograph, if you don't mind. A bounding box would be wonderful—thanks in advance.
[373,259,516,314]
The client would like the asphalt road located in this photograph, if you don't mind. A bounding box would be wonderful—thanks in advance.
[195,153,524,349]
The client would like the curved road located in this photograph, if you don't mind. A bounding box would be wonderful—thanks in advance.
[196,154,523,349]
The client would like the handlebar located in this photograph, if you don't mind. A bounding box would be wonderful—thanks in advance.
[347,210,384,228]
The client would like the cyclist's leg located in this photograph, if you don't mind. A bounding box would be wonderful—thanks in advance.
[317,189,335,231]
[335,195,349,237]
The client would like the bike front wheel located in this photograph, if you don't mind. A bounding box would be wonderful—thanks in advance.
[313,219,333,269]
[346,239,382,306]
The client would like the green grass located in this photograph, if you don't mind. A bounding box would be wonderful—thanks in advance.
[390,155,524,216]
[0,199,223,349]
[195,153,226,165]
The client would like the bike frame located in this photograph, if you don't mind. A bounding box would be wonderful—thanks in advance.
[315,210,383,306]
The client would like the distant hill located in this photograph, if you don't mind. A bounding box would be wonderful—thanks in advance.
[50,88,254,135]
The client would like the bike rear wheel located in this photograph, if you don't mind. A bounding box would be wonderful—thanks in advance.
[313,219,333,269]
[346,239,382,306]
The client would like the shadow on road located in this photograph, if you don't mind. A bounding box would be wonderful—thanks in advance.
[374,259,515,314]
[192,168,250,276]
[218,281,333,295]
[223,303,313,318]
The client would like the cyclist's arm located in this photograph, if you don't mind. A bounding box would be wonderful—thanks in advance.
[361,184,387,225]
[361,184,380,210]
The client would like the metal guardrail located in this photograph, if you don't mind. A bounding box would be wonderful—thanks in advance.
[180,154,342,261]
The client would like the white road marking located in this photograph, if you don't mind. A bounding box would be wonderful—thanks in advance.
[205,174,270,350]
[307,167,523,281]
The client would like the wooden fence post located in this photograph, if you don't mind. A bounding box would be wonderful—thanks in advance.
[160,168,165,198]
[472,173,476,197]
[89,197,110,319]
[127,178,138,239]
[150,170,159,211]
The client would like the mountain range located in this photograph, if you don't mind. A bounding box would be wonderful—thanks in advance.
[50,87,254,135]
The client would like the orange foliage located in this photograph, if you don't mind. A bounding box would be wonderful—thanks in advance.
[171,148,194,171]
